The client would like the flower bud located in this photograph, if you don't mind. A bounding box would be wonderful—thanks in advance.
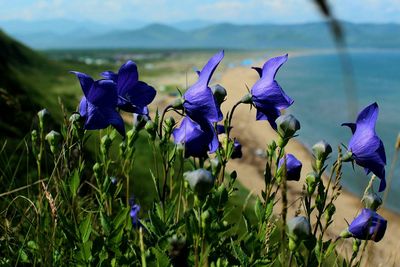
[240,93,253,104]
[362,192,382,211]
[211,84,227,105]
[93,163,102,178]
[169,235,188,266]
[164,117,176,135]
[45,130,61,154]
[31,130,38,143]
[306,172,318,195]
[287,216,311,250]
[210,158,221,176]
[275,114,300,145]
[144,120,156,140]
[110,176,118,185]
[100,135,112,155]
[69,113,81,125]
[324,203,336,223]
[37,108,50,129]
[312,140,332,169]
[184,169,215,197]
[278,154,302,182]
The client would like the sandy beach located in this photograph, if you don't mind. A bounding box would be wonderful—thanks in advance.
[145,55,400,266]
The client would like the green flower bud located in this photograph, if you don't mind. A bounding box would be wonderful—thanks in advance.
[275,114,300,146]
[100,135,112,155]
[184,169,215,197]
[69,113,81,125]
[287,216,311,251]
[312,140,332,169]
[45,130,62,154]
[37,109,50,128]
[353,239,361,253]
[305,172,318,195]
[362,192,382,211]
[93,163,102,178]
[240,93,253,104]
[133,114,148,131]
[324,203,336,223]
[31,130,38,143]
[164,116,176,135]
[211,84,227,105]
[210,158,221,176]
[144,120,156,139]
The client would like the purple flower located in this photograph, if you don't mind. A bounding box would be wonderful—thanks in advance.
[71,72,125,136]
[342,103,386,191]
[183,51,224,125]
[250,54,294,129]
[231,139,242,159]
[172,117,218,158]
[101,60,156,114]
[129,196,141,227]
[348,208,387,242]
[278,154,302,181]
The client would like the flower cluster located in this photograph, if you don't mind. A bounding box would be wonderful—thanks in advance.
[71,61,156,137]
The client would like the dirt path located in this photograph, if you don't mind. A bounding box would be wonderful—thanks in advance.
[218,66,400,266]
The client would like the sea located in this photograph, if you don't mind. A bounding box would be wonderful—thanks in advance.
[273,50,400,213]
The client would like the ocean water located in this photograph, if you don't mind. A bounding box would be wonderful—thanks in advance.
[276,50,400,213]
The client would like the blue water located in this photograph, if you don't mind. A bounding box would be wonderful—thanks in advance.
[276,50,400,212]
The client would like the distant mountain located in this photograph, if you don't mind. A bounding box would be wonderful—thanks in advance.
[2,21,400,49]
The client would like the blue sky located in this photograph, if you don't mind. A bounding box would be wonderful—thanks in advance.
[1,0,399,24]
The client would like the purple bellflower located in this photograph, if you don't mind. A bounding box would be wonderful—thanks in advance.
[342,103,386,192]
[250,54,294,129]
[101,60,156,114]
[278,154,302,181]
[129,196,141,228]
[71,72,125,136]
[173,117,219,158]
[183,51,224,125]
[348,208,387,242]
[231,139,243,159]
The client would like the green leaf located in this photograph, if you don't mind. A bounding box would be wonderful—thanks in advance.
[113,207,130,229]
[151,247,170,267]
[80,214,92,243]
[70,169,80,198]
[100,211,111,236]
[254,198,263,222]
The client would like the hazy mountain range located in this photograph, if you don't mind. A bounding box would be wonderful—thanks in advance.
[1,19,399,49]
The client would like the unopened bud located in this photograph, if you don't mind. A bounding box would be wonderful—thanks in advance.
[275,114,300,145]
[211,84,227,105]
[312,140,332,168]
[184,169,215,197]
[306,172,318,195]
[45,130,61,154]
[100,135,112,155]
[362,192,382,211]
[287,216,311,250]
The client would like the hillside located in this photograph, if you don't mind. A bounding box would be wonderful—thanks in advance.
[2,21,400,49]
[0,30,77,138]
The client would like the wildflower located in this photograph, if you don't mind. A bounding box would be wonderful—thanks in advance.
[172,117,218,158]
[342,103,386,191]
[362,192,382,211]
[347,208,387,242]
[231,139,242,159]
[250,54,294,129]
[211,84,227,105]
[182,51,224,125]
[101,61,156,114]
[184,169,215,196]
[278,154,302,181]
[129,197,141,228]
[312,140,332,162]
[71,72,125,136]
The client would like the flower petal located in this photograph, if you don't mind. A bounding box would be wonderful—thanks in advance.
[261,54,288,83]
[251,67,263,77]
[252,80,293,110]
[117,60,139,97]
[197,50,224,85]
[184,83,220,123]
[79,96,88,117]
[87,79,118,108]
[70,71,94,97]
[101,70,118,82]
[126,81,156,108]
